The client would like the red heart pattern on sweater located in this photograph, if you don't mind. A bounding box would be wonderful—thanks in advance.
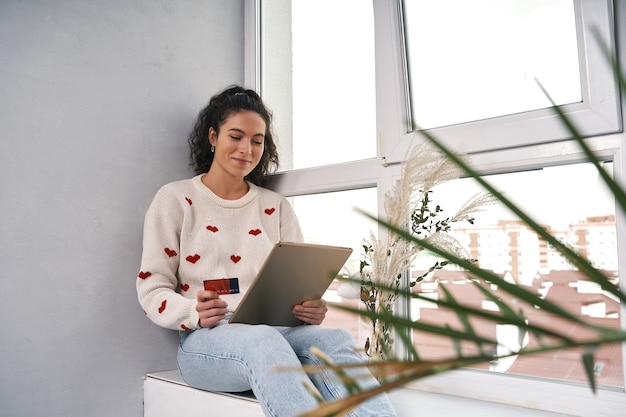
[186,254,200,264]
[140,202,284,326]
[138,271,151,279]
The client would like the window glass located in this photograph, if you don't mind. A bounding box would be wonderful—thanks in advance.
[403,0,581,129]
[256,0,625,409]
[291,188,378,337]
[261,0,377,170]
[409,162,622,387]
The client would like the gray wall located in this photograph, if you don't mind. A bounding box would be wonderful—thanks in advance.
[0,1,244,416]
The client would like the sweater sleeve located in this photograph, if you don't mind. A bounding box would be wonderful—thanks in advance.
[136,186,200,331]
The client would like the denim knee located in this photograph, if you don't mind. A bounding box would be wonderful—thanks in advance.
[311,327,358,352]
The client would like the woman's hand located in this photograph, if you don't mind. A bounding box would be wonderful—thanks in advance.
[196,290,229,328]
[292,299,328,325]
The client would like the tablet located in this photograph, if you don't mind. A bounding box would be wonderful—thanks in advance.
[228,241,353,326]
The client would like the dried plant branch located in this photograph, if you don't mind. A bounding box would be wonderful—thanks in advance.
[360,141,494,359]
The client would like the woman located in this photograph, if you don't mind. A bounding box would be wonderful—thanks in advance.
[137,85,397,417]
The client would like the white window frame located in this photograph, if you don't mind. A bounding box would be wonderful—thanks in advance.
[245,0,626,414]
[376,0,622,163]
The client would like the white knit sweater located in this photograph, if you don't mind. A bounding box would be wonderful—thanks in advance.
[136,175,303,331]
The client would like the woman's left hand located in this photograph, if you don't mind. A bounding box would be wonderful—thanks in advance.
[292,299,328,325]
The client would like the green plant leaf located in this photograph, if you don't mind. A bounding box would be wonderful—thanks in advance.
[470,281,520,320]
[582,347,598,394]
[439,284,485,354]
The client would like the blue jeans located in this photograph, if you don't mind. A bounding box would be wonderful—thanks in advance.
[177,321,398,417]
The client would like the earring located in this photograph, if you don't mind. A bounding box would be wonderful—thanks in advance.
[210,144,215,153]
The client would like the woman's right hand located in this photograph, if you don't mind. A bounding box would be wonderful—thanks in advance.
[196,290,229,328]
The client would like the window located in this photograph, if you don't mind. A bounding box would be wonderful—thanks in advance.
[249,0,625,414]
[404,0,582,129]
[410,162,622,387]
[259,0,377,170]
[290,188,378,336]
[375,0,622,161]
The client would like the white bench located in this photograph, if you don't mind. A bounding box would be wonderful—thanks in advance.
[144,370,264,417]
[144,370,573,417]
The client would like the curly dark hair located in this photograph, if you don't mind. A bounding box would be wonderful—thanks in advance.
[188,85,279,186]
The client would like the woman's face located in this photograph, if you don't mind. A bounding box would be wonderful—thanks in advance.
[209,111,266,181]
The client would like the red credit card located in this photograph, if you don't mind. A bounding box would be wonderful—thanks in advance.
[203,278,240,294]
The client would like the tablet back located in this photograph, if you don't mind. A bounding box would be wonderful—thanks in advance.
[228,241,353,326]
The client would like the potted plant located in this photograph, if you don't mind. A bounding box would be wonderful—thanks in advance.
[356,142,494,361]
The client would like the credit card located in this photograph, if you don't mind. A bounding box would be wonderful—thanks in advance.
[203,278,240,294]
